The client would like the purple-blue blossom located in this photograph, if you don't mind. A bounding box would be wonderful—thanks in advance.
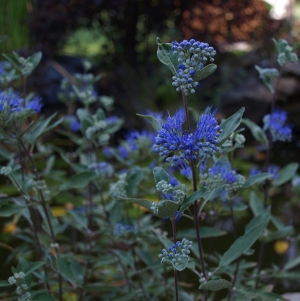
[263,109,292,142]
[153,108,222,164]
[171,39,216,95]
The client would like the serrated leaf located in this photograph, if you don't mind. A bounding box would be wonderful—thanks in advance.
[199,279,231,291]
[242,118,269,145]
[219,108,245,144]
[273,163,299,187]
[180,187,209,212]
[194,64,217,81]
[153,167,170,184]
[136,113,161,131]
[60,171,97,190]
[156,37,180,76]
[243,173,273,188]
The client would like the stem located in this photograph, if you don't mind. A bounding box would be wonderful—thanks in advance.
[172,219,179,301]
[19,139,63,301]
[227,196,240,301]
[181,89,208,301]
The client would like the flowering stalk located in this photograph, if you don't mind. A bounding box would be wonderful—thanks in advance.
[19,139,63,301]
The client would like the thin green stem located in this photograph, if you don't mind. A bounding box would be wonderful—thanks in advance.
[181,89,208,301]
[19,139,63,301]
[172,219,179,301]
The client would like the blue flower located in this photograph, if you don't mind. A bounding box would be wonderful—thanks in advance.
[113,223,136,237]
[89,161,114,177]
[263,109,292,142]
[250,165,279,181]
[171,39,216,95]
[153,108,222,164]
[70,120,81,132]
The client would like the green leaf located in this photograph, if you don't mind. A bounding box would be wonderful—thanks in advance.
[0,280,12,287]
[242,118,269,145]
[161,256,190,271]
[264,226,294,243]
[110,290,143,301]
[24,261,45,275]
[177,227,226,239]
[28,51,42,70]
[284,256,300,270]
[204,186,223,201]
[68,210,88,230]
[33,293,56,301]
[2,52,22,69]
[60,171,97,190]
[57,257,76,285]
[249,192,264,216]
[180,187,209,212]
[237,287,289,301]
[199,279,231,291]
[136,113,161,131]
[25,113,63,145]
[0,203,25,217]
[219,108,245,145]
[219,208,270,268]
[156,199,181,219]
[194,64,217,81]
[122,197,153,211]
[153,167,170,184]
[273,163,299,187]
[243,173,273,188]
[271,215,285,230]
[245,206,271,234]
[126,169,144,197]
[70,258,84,286]
[156,37,180,76]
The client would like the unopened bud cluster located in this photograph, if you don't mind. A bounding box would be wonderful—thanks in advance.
[151,180,185,217]
[89,162,114,178]
[109,173,127,198]
[18,57,34,76]
[113,223,137,237]
[158,238,193,266]
[202,165,245,192]
[171,39,216,95]
[0,166,12,176]
[8,272,31,301]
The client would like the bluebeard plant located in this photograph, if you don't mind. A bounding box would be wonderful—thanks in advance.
[201,163,245,192]
[153,108,222,164]
[171,39,216,95]
[113,223,137,237]
[250,164,280,180]
[88,162,114,178]
[158,239,193,266]
[0,90,42,129]
[263,109,292,142]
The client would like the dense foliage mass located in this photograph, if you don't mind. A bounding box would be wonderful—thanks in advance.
[0,36,300,301]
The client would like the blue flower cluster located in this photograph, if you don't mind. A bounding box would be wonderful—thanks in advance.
[250,165,279,180]
[0,90,42,114]
[113,223,136,237]
[89,161,114,178]
[158,238,193,266]
[201,163,245,192]
[153,108,222,164]
[171,39,216,95]
[263,109,292,142]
